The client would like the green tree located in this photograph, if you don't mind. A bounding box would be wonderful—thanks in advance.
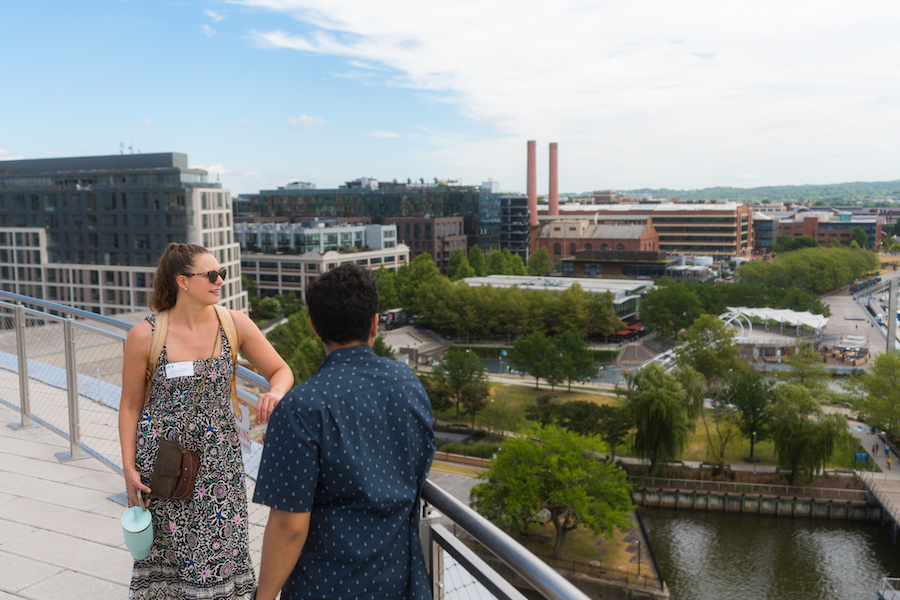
[509,253,528,276]
[485,249,510,275]
[373,266,399,309]
[467,244,487,276]
[595,404,631,463]
[588,290,626,342]
[527,247,552,276]
[480,394,526,437]
[470,426,634,559]
[554,330,599,391]
[769,384,853,485]
[509,331,557,389]
[639,279,703,338]
[445,248,475,281]
[397,253,442,314]
[775,342,831,402]
[460,381,492,427]
[372,334,395,359]
[620,363,695,476]
[431,347,489,417]
[851,226,869,248]
[266,310,326,384]
[792,235,819,250]
[773,233,795,254]
[553,284,589,333]
[418,374,453,413]
[676,314,746,382]
[845,351,900,436]
[525,393,560,427]
[555,400,603,438]
[725,370,775,462]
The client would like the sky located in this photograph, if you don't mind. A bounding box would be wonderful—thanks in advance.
[1,0,899,196]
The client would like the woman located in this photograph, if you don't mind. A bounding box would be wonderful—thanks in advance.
[119,243,293,600]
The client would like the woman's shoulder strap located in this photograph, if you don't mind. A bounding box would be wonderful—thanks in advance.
[144,310,169,408]
[213,306,240,404]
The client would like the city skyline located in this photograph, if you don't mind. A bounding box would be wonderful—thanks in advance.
[2,0,898,196]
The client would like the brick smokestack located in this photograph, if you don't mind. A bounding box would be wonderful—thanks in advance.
[549,142,559,216]
[527,140,538,227]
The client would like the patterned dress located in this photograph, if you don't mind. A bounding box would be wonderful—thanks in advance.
[131,315,255,600]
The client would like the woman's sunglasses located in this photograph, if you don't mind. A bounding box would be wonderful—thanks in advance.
[183,268,227,284]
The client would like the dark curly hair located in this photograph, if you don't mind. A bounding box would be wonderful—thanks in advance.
[305,264,379,345]
[148,243,210,312]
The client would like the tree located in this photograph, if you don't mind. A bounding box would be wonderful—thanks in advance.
[373,266,399,309]
[480,394,526,437]
[774,341,831,402]
[430,347,489,417]
[851,226,868,248]
[525,393,559,427]
[266,310,326,384]
[527,247,552,276]
[445,248,475,281]
[467,243,487,276]
[470,426,634,559]
[555,400,603,438]
[769,384,853,485]
[792,235,819,250]
[639,279,703,338]
[554,284,589,334]
[725,370,775,462]
[620,363,695,476]
[372,334,395,359]
[396,253,441,314]
[418,374,453,413]
[595,404,631,463]
[845,351,900,436]
[675,314,745,382]
[509,331,556,389]
[460,381,492,427]
[588,291,626,342]
[773,233,795,254]
[554,331,599,391]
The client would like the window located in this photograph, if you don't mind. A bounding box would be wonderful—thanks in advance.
[568,243,576,255]
[553,243,561,256]
[584,243,593,251]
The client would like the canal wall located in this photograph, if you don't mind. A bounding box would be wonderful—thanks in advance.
[633,486,881,521]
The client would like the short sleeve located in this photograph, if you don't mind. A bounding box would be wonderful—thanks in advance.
[252,395,320,513]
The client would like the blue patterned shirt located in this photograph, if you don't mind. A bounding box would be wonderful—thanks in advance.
[253,345,436,600]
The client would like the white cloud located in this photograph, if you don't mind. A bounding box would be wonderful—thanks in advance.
[366,131,401,138]
[0,150,24,161]
[287,115,324,130]
[136,118,152,127]
[232,0,900,189]
[202,24,216,38]
[237,118,248,126]
[205,9,226,22]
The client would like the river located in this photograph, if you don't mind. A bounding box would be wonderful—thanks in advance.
[641,508,900,600]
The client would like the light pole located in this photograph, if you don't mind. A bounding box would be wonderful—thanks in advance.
[637,539,641,580]
[752,431,757,474]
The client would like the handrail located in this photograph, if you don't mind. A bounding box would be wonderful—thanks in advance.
[422,480,593,600]
[0,290,601,600]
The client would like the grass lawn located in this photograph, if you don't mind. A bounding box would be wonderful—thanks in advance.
[514,522,640,577]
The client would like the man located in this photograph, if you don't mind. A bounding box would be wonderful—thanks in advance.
[253,264,436,600]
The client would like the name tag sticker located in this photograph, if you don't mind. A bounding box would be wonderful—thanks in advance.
[165,361,195,379]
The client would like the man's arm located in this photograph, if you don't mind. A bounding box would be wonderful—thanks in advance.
[256,508,311,600]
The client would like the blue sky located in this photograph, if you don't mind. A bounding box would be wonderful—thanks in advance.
[2,0,899,196]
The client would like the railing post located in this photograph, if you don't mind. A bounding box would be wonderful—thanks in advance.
[419,503,444,600]
[8,302,38,431]
[56,316,86,462]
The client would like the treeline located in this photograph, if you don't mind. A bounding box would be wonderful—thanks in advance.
[737,245,878,295]
[620,180,900,203]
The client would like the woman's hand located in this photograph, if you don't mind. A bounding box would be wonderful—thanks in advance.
[125,467,152,508]
[255,391,285,425]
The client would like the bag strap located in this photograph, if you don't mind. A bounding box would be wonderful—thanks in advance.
[213,305,239,404]
[144,310,170,409]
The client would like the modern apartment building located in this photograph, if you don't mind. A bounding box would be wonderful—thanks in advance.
[241,245,410,300]
[500,195,530,261]
[234,220,398,254]
[778,209,882,248]
[241,181,503,255]
[384,216,465,271]
[0,153,246,314]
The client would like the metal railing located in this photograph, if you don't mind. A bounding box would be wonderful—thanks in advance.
[0,291,598,600]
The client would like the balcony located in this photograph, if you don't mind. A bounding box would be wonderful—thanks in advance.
[0,291,637,600]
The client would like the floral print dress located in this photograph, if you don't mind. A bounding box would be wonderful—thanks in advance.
[130,315,254,600]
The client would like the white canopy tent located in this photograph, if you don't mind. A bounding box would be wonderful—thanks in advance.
[725,307,830,332]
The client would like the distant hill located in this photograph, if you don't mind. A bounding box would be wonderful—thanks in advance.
[573,181,900,203]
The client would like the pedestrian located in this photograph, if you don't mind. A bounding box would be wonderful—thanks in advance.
[888,455,892,470]
[887,443,891,456]
[873,444,878,456]
[119,243,293,599]
[253,264,436,600]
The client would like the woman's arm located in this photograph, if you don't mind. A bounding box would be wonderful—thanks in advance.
[230,310,293,424]
[118,320,153,506]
